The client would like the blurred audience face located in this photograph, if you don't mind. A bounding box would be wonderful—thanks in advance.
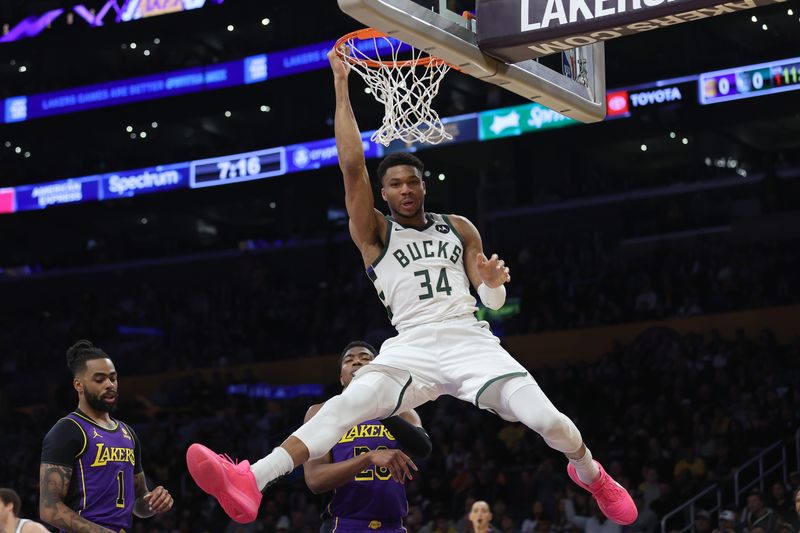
[718,510,736,531]
[694,514,711,532]
[794,487,800,514]
[747,493,765,515]
[532,500,544,516]
[771,482,787,503]
[469,501,493,531]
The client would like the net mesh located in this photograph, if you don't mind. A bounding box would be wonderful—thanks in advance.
[338,33,452,146]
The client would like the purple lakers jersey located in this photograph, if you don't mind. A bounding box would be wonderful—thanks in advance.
[61,412,137,532]
[327,419,408,520]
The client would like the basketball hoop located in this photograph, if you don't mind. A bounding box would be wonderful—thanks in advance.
[335,28,454,146]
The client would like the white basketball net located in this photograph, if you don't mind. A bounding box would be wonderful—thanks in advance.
[339,34,452,147]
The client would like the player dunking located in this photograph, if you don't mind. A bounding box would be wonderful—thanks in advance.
[185,47,637,527]
[305,341,430,533]
[39,340,173,533]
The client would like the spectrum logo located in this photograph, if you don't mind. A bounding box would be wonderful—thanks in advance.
[606,91,630,117]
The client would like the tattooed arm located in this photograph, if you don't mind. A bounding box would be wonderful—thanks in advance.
[132,472,152,518]
[38,463,116,533]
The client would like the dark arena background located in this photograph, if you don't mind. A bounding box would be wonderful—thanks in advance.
[1,0,799,532]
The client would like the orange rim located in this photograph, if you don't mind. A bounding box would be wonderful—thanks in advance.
[334,28,449,69]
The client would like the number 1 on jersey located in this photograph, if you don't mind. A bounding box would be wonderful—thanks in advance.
[414,268,452,300]
[116,471,125,508]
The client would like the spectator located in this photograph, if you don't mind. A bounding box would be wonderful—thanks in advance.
[468,501,496,533]
[673,447,707,482]
[638,467,662,509]
[740,490,778,533]
[694,510,713,533]
[794,486,800,524]
[563,491,622,533]
[713,509,737,533]
[521,501,546,533]
[623,492,657,533]
[421,509,456,533]
[769,481,797,527]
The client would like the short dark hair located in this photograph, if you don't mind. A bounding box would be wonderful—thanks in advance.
[0,488,21,517]
[377,152,424,183]
[66,340,110,376]
[338,341,377,370]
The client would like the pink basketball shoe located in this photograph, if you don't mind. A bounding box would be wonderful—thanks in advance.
[186,443,262,524]
[567,460,638,525]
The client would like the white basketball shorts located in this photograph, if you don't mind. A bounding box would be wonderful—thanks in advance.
[351,315,536,421]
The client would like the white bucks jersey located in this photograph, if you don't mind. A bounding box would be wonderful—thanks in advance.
[367,213,477,330]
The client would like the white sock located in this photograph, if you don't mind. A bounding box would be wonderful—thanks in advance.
[251,446,294,491]
[568,447,599,485]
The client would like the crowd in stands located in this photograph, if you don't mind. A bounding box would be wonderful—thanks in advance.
[506,238,799,335]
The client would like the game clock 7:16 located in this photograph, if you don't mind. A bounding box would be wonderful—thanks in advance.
[190,148,285,188]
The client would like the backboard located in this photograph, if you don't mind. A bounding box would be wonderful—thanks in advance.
[338,0,607,123]
[338,0,785,124]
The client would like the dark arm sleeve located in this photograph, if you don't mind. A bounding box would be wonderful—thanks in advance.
[41,418,85,466]
[380,416,433,458]
[125,424,144,474]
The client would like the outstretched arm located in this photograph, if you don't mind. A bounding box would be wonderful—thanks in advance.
[328,47,386,264]
[39,463,115,533]
[302,404,417,493]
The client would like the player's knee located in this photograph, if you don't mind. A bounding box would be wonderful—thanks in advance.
[528,410,570,440]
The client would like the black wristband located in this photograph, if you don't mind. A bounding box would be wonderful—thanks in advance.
[380,416,433,458]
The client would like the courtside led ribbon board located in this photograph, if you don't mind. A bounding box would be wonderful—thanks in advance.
[476,0,787,63]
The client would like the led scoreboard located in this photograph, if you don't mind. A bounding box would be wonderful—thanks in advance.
[190,148,285,188]
[700,56,800,105]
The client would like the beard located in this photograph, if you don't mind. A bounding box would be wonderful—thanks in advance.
[85,390,118,413]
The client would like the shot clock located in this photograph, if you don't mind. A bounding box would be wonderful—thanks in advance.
[190,148,285,188]
[700,57,800,105]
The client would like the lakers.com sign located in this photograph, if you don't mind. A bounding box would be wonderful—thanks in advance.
[476,0,786,63]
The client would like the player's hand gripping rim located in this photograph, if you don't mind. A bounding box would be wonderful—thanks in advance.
[328,46,351,79]
[476,253,511,288]
[370,449,418,484]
